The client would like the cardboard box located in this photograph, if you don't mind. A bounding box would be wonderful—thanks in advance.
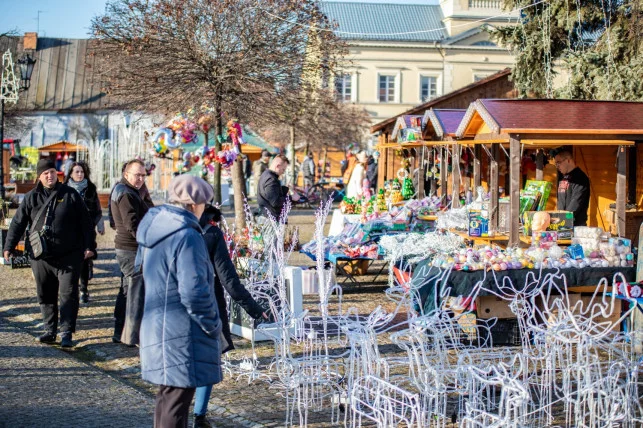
[536,294,621,332]
[523,210,574,237]
[476,296,516,319]
[338,259,369,276]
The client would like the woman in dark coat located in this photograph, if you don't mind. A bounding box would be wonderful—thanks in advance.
[192,204,266,428]
[64,161,104,303]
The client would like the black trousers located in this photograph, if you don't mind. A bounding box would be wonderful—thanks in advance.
[114,249,136,338]
[154,385,195,428]
[79,259,93,292]
[31,252,84,334]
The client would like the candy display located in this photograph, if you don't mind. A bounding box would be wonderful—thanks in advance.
[430,229,635,272]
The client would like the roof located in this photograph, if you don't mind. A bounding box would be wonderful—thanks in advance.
[37,141,88,152]
[423,109,467,138]
[319,2,446,42]
[456,99,643,138]
[391,115,422,140]
[371,68,514,133]
[0,36,111,112]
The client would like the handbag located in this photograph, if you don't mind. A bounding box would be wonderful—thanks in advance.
[28,190,58,260]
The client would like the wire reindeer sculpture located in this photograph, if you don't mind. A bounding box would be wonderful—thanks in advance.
[217,196,643,428]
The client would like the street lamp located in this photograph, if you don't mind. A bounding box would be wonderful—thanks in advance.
[1,51,36,200]
[16,54,37,91]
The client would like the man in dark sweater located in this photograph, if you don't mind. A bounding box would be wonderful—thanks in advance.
[257,155,295,219]
[111,159,151,344]
[3,159,94,347]
[555,149,590,226]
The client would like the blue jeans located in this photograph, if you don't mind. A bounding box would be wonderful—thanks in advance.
[194,384,213,416]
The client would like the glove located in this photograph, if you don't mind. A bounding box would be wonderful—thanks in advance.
[96,219,105,235]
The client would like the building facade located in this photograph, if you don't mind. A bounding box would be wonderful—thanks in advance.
[321,1,517,124]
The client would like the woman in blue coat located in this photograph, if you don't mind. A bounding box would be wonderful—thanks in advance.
[136,175,221,428]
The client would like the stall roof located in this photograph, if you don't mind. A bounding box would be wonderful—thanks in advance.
[423,109,467,139]
[391,115,423,140]
[457,99,643,138]
[37,141,88,152]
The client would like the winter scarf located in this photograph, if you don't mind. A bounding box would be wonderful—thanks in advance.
[67,178,88,196]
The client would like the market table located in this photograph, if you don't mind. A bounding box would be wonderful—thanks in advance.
[408,258,636,314]
[327,253,387,286]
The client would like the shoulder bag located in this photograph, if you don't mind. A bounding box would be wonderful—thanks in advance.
[28,190,58,259]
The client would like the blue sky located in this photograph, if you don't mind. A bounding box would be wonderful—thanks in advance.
[1,0,436,39]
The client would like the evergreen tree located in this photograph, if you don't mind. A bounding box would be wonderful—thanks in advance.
[490,0,642,100]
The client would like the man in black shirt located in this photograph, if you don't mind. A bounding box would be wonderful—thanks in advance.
[555,149,590,226]
[111,159,151,345]
[3,159,94,347]
[257,155,291,219]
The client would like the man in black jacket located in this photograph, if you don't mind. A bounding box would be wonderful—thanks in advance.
[257,155,293,219]
[3,159,94,347]
[555,149,590,226]
[111,159,151,344]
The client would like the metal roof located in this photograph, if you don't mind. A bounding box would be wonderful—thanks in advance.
[456,99,643,137]
[0,36,111,112]
[319,2,447,42]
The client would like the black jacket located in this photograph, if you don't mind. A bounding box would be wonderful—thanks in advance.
[367,158,378,188]
[257,169,288,219]
[65,180,102,252]
[108,182,153,229]
[200,209,264,354]
[4,181,93,259]
[111,178,150,251]
[557,167,590,226]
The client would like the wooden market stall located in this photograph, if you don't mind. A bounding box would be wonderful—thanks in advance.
[373,68,519,191]
[455,99,643,246]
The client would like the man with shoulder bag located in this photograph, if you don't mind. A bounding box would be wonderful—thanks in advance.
[3,159,94,347]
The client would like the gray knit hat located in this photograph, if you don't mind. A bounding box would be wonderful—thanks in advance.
[168,174,213,205]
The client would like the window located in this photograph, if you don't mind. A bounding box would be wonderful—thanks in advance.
[473,74,490,82]
[335,74,352,102]
[420,76,437,102]
[379,75,396,103]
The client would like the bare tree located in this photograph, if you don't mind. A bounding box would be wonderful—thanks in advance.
[90,0,345,229]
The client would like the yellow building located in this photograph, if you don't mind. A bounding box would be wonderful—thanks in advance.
[321,1,518,124]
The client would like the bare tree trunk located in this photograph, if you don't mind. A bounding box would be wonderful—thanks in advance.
[212,104,223,204]
[289,124,296,187]
[321,147,328,179]
[231,148,247,232]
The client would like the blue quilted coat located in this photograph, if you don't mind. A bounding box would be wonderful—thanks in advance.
[136,204,222,388]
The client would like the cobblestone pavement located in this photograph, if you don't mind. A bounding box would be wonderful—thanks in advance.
[0,321,154,428]
[0,211,398,427]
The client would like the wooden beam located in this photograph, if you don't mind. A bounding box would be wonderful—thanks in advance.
[536,150,544,181]
[473,145,481,188]
[452,144,461,208]
[430,148,437,196]
[417,145,426,198]
[628,145,637,204]
[490,144,499,235]
[521,139,635,147]
[439,147,447,200]
[377,134,387,190]
[513,133,638,141]
[617,145,627,236]
[509,135,521,245]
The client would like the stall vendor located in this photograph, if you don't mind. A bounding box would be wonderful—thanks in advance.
[554,149,590,226]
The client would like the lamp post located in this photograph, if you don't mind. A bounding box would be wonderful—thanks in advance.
[0,50,36,200]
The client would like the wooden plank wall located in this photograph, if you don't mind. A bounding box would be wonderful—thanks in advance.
[9,37,111,112]
[574,146,618,229]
